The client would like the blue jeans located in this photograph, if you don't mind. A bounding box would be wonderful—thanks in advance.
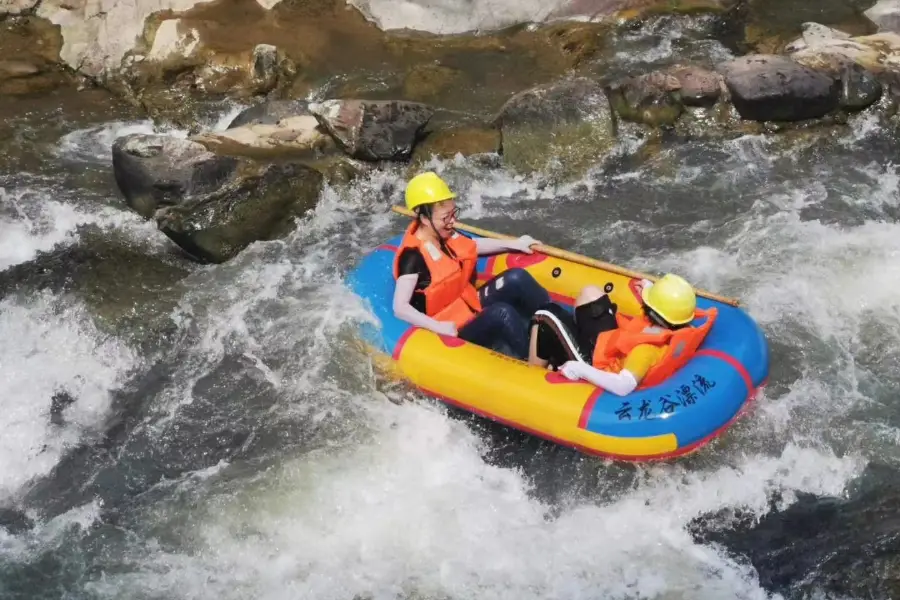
[458,268,551,359]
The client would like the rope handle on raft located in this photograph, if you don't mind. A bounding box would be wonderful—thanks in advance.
[389,205,741,307]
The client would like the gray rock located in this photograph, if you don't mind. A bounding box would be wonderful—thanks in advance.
[719,55,840,122]
[251,43,279,92]
[308,99,434,161]
[227,99,311,129]
[668,65,723,107]
[155,161,323,263]
[112,134,239,218]
[494,76,610,128]
[839,62,882,110]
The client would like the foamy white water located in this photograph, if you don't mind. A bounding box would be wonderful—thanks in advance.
[0,185,169,270]
[49,145,885,599]
[3,35,898,596]
[83,398,860,600]
[0,190,91,271]
[0,293,137,501]
[56,102,247,164]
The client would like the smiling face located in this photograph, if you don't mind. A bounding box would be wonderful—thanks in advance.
[422,199,460,240]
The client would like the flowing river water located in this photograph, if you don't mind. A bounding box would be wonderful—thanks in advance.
[1,5,900,600]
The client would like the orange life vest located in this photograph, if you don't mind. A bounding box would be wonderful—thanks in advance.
[392,221,483,329]
[591,308,717,388]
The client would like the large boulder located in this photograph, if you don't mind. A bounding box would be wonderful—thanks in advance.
[308,99,434,161]
[786,23,884,73]
[788,30,900,81]
[719,55,841,122]
[781,24,884,112]
[35,0,213,79]
[492,76,616,180]
[112,134,239,218]
[155,161,323,263]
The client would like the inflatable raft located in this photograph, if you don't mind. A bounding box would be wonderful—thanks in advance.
[347,231,769,461]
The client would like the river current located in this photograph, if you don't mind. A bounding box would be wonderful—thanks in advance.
[1,6,898,600]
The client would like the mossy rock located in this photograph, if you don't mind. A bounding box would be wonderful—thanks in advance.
[501,120,616,182]
[607,71,685,127]
[156,160,323,263]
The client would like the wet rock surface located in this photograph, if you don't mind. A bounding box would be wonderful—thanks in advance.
[694,462,900,600]
[838,61,883,109]
[719,54,841,121]
[154,161,323,263]
[493,77,616,180]
[667,65,723,107]
[112,134,239,218]
[308,99,434,161]
[0,16,74,95]
[865,0,900,32]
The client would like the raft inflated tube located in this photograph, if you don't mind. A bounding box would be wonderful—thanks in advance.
[346,232,770,461]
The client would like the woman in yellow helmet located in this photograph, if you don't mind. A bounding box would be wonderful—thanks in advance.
[527,274,716,396]
[392,171,553,358]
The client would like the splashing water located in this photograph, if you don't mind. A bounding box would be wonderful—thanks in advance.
[0,293,137,501]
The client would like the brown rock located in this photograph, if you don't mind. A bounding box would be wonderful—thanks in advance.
[667,65,723,107]
[411,125,501,166]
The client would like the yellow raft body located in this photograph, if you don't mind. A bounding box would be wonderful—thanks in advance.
[347,234,769,461]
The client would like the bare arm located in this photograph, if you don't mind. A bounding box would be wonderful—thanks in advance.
[392,274,456,336]
[475,237,519,255]
[559,362,639,396]
[474,235,539,256]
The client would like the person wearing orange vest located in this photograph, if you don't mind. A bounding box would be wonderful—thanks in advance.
[527,274,717,396]
[392,172,553,358]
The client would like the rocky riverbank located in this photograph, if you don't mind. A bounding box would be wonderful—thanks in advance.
[4,0,900,261]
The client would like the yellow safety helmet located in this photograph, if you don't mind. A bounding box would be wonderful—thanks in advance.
[405,171,456,211]
[641,273,697,326]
